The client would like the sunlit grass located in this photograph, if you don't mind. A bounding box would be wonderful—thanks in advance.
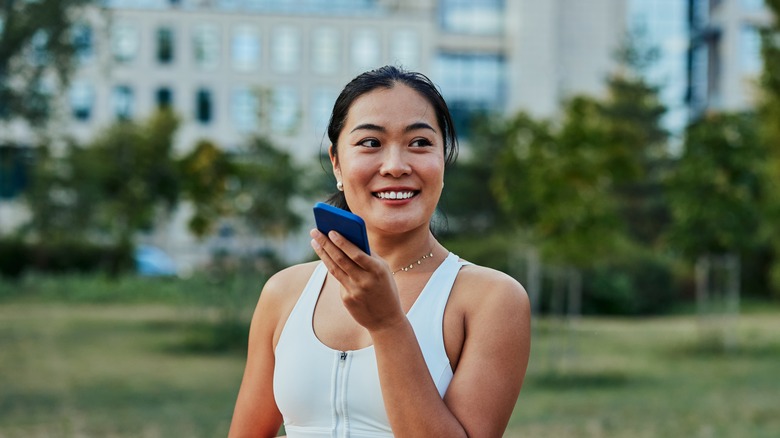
[0,304,245,437]
[510,312,780,437]
[0,280,778,437]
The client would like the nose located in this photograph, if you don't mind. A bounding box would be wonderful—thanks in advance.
[379,146,411,178]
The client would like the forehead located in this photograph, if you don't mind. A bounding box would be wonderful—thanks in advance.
[343,84,439,132]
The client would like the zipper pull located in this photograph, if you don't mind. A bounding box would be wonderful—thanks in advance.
[340,351,347,361]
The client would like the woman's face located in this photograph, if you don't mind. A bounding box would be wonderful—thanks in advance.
[331,83,445,237]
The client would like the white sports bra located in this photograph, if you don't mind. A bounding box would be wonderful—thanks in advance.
[273,252,467,438]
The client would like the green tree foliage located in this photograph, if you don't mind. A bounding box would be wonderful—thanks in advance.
[0,0,97,123]
[179,135,304,240]
[179,140,235,238]
[493,97,624,268]
[666,113,765,259]
[601,69,670,246]
[23,140,92,242]
[23,110,181,246]
[437,114,508,235]
[759,0,780,293]
[232,136,303,239]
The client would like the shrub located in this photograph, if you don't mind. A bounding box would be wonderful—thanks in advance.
[582,247,677,315]
[0,238,133,278]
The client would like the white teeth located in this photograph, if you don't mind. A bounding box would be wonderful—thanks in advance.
[376,191,415,200]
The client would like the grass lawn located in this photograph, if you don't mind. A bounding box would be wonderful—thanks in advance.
[0,294,779,437]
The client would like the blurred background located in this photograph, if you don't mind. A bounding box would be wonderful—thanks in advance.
[1,0,779,436]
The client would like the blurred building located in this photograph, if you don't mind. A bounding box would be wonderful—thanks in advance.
[688,0,773,118]
[50,0,630,159]
[4,0,638,266]
[628,0,690,139]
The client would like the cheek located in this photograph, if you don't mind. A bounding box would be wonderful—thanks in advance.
[421,160,446,183]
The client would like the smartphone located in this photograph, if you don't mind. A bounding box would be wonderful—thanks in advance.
[313,202,371,255]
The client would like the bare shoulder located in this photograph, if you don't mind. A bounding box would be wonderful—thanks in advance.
[450,262,530,323]
[260,261,320,303]
[456,263,529,304]
[252,261,321,347]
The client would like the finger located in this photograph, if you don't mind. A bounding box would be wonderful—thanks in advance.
[310,234,350,282]
[310,229,360,278]
[326,231,374,271]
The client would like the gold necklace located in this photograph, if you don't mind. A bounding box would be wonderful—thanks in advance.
[392,250,435,275]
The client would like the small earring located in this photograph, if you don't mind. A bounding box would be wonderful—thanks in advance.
[336,181,344,191]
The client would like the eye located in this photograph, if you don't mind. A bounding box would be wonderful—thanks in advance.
[358,138,381,148]
[410,138,433,147]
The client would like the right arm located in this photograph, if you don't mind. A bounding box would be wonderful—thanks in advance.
[228,269,297,438]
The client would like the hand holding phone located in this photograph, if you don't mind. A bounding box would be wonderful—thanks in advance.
[313,202,371,255]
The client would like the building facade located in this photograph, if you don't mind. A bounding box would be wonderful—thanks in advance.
[43,0,629,159]
[2,0,633,267]
[688,0,773,117]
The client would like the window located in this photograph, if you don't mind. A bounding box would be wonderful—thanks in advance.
[30,30,49,66]
[72,24,94,64]
[741,0,764,11]
[232,25,261,72]
[193,23,221,70]
[196,88,213,124]
[271,87,299,133]
[439,0,504,35]
[156,26,175,64]
[156,87,173,109]
[113,85,134,120]
[232,87,260,132]
[740,25,762,74]
[351,29,380,73]
[112,22,139,63]
[391,30,420,70]
[311,88,338,135]
[0,145,32,200]
[691,0,710,30]
[70,80,95,121]
[272,26,301,73]
[434,53,505,136]
[689,44,709,111]
[311,27,340,75]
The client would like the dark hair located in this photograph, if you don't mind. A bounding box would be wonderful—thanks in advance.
[326,65,459,210]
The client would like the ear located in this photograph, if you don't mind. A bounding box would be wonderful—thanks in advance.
[329,144,341,181]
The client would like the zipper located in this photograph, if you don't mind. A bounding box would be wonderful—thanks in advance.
[333,350,349,438]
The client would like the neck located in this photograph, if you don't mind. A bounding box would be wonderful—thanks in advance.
[367,225,441,272]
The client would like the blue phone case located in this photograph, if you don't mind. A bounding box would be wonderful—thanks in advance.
[313,202,371,255]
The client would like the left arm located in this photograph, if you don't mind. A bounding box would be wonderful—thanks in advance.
[311,230,531,437]
[370,269,530,437]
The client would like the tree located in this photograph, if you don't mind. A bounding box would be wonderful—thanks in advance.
[179,139,236,238]
[180,134,304,240]
[437,114,508,236]
[494,97,624,269]
[758,0,780,294]
[0,0,98,125]
[23,110,181,247]
[233,135,303,240]
[601,38,670,247]
[667,113,765,260]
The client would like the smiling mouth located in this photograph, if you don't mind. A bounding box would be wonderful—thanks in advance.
[373,190,419,200]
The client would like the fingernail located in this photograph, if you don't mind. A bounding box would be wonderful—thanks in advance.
[311,239,321,250]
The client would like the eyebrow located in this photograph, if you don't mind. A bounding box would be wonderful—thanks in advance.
[349,122,437,134]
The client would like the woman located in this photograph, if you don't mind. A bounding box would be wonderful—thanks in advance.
[228,66,531,438]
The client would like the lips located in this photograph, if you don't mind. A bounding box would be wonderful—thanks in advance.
[373,190,419,200]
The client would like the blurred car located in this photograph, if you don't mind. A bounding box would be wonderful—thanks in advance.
[134,244,178,277]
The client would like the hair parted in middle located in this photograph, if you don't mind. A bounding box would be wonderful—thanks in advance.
[326,65,459,211]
